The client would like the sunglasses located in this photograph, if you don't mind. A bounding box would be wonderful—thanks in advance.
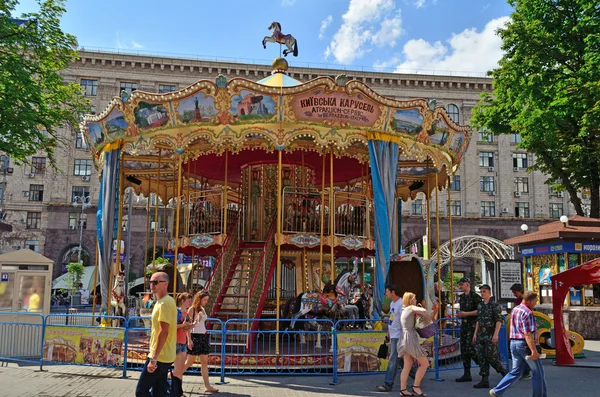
[149,280,167,286]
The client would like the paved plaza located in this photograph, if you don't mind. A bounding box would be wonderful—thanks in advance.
[1,341,599,397]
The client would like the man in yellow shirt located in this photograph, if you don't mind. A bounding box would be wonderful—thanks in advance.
[29,289,41,312]
[136,271,177,397]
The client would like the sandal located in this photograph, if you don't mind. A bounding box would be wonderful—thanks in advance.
[411,386,426,396]
[400,390,413,396]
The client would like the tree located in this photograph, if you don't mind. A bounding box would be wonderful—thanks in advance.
[0,0,89,166]
[471,0,600,217]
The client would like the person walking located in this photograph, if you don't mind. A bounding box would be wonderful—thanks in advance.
[509,283,531,380]
[172,293,193,397]
[490,291,547,397]
[455,277,482,383]
[184,291,218,393]
[136,271,177,397]
[472,284,507,389]
[376,284,404,392]
[397,292,430,397]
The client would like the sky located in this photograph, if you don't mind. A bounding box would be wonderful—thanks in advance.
[13,0,514,76]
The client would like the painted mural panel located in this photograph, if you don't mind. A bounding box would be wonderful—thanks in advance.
[429,119,451,146]
[230,90,276,121]
[176,94,217,124]
[134,102,169,130]
[87,123,104,147]
[105,109,127,137]
[391,108,423,136]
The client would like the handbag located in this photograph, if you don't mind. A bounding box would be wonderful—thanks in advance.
[415,313,437,339]
[377,342,389,359]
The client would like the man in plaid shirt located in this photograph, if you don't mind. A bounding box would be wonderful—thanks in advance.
[490,291,547,397]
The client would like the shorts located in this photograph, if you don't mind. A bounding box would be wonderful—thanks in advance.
[176,342,187,354]
[187,333,210,355]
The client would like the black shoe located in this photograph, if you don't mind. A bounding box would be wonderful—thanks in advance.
[456,374,472,382]
[474,380,489,389]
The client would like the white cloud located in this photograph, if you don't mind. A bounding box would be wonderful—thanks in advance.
[116,33,144,50]
[319,15,333,39]
[413,0,438,8]
[387,16,509,75]
[325,0,403,64]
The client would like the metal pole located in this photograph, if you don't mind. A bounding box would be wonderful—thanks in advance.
[426,159,431,259]
[125,189,133,298]
[78,203,85,264]
[275,149,283,354]
[152,149,162,268]
[318,154,326,290]
[435,172,442,319]
[330,149,335,280]
[448,176,454,317]
[173,158,184,297]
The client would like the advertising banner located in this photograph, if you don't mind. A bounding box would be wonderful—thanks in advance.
[43,326,124,366]
[337,331,388,373]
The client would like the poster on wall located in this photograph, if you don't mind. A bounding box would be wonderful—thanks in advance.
[496,260,523,301]
[43,326,124,366]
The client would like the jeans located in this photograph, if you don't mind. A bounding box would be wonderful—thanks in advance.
[383,338,399,387]
[492,340,547,397]
[136,358,173,397]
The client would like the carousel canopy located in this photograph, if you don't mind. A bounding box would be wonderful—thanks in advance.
[81,58,470,201]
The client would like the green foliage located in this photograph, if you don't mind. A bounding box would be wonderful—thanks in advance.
[65,261,85,292]
[442,272,462,292]
[0,0,89,166]
[471,0,600,217]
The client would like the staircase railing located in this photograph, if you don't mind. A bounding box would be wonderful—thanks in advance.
[205,217,240,317]
[245,217,278,352]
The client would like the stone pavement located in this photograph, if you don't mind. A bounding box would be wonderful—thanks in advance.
[1,342,599,397]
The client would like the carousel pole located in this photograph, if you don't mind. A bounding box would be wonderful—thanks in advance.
[318,154,326,290]
[185,165,191,236]
[275,149,283,355]
[448,176,454,317]
[173,157,184,296]
[435,172,442,318]
[144,189,150,283]
[426,158,431,259]
[223,149,229,235]
[152,149,162,268]
[91,240,99,323]
[329,148,335,280]
[162,184,167,257]
[301,151,307,290]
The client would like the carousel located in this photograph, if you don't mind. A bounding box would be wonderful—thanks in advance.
[82,27,470,368]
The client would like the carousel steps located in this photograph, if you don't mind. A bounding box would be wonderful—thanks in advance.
[221,293,250,298]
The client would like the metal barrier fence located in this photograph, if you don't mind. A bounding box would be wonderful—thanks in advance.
[0,313,510,384]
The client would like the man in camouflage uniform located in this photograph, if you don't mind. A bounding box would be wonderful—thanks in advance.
[472,284,508,388]
[455,277,482,382]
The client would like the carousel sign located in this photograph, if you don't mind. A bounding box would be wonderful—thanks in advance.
[292,91,381,126]
[191,234,215,248]
[341,236,364,250]
[289,234,321,248]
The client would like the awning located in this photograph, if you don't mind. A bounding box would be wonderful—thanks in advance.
[51,265,97,292]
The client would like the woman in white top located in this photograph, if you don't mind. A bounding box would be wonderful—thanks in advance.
[184,291,218,393]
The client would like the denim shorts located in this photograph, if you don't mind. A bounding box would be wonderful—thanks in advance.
[176,342,187,354]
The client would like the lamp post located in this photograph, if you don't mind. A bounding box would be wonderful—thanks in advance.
[0,166,14,221]
[560,215,569,228]
[521,223,529,235]
[73,195,92,264]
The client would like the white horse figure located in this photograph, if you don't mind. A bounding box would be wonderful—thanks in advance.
[110,272,127,322]
[262,22,299,57]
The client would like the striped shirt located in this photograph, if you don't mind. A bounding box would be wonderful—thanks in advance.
[510,303,536,340]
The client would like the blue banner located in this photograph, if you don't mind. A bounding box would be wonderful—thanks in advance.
[520,241,600,256]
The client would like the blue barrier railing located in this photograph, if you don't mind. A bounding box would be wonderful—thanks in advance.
[0,313,511,385]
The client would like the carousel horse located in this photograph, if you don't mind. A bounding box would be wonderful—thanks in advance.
[262,22,299,57]
[110,272,127,325]
[139,292,155,329]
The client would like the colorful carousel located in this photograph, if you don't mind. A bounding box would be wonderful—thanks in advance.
[82,51,470,368]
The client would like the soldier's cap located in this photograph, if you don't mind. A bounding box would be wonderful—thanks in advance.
[480,284,492,291]
[458,277,471,285]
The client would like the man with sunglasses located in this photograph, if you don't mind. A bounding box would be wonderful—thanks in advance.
[136,272,177,397]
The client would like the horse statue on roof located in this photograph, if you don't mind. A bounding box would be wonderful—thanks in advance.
[262,21,299,57]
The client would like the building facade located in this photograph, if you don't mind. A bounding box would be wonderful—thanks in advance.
[0,50,585,279]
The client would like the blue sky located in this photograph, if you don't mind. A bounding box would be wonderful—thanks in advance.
[14,0,513,75]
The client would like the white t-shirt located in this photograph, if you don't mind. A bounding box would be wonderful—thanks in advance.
[388,299,404,340]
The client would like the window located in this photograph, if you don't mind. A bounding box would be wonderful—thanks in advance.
[73,159,92,176]
[411,199,423,215]
[0,154,9,170]
[71,186,90,203]
[69,212,87,230]
[450,175,461,191]
[479,130,494,143]
[514,177,529,193]
[120,81,137,95]
[446,104,459,123]
[511,133,522,144]
[26,212,41,229]
[29,184,44,202]
[515,202,530,218]
[480,201,496,217]
[150,214,166,231]
[159,84,177,93]
[75,133,89,150]
[513,153,528,168]
[80,79,98,96]
[448,200,461,216]
[549,203,564,219]
[26,240,39,252]
[480,176,495,192]
[31,157,46,174]
[479,152,495,167]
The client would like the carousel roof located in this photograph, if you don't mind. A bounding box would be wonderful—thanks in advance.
[81,58,471,201]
